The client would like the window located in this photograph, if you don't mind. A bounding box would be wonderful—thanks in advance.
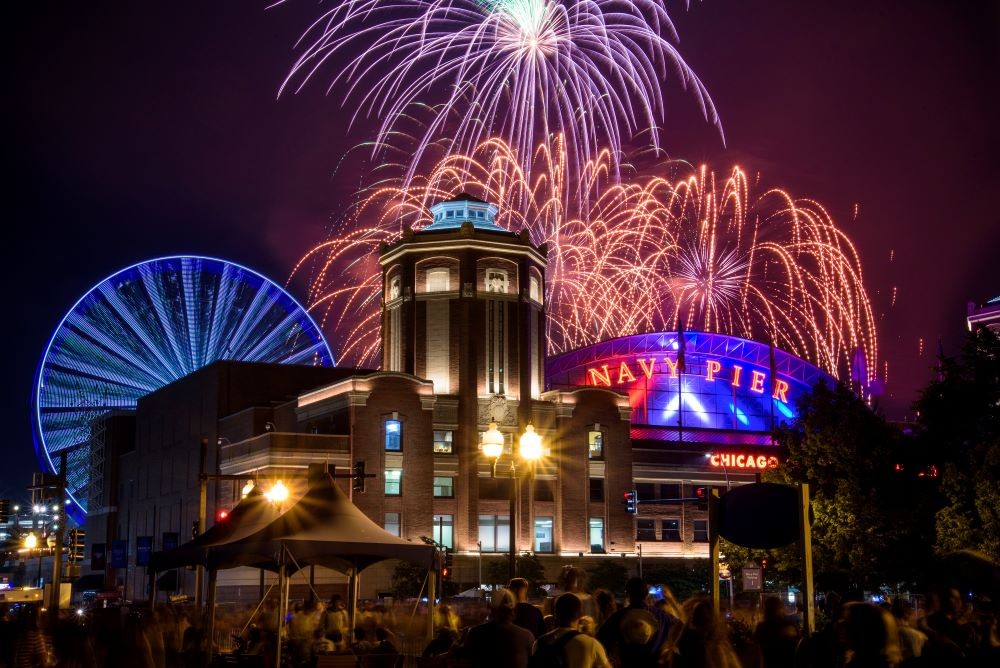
[426,268,450,292]
[486,269,507,293]
[385,469,402,496]
[636,519,656,541]
[389,276,401,301]
[446,210,454,218]
[479,478,513,500]
[432,514,454,549]
[533,479,554,502]
[661,484,681,501]
[385,512,401,537]
[693,519,709,543]
[433,476,454,498]
[589,478,604,502]
[588,431,603,459]
[534,517,554,553]
[433,430,454,454]
[589,517,605,553]
[529,275,542,303]
[478,514,510,552]
[662,519,681,541]
[385,420,401,451]
[636,483,655,501]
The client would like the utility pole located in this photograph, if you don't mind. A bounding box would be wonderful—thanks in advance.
[49,451,68,618]
[799,483,815,636]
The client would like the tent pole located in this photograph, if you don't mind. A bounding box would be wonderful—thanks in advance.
[348,564,359,641]
[427,570,436,643]
[205,568,218,668]
[275,546,285,668]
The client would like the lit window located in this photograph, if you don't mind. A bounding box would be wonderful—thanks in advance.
[433,476,454,498]
[589,518,605,553]
[433,514,454,549]
[486,269,507,293]
[478,514,510,552]
[693,519,708,543]
[662,519,681,541]
[385,512,401,537]
[529,275,542,303]
[588,431,603,459]
[534,517,553,553]
[389,276,401,300]
[385,420,401,451]
[385,469,402,496]
[426,268,450,292]
[433,430,453,454]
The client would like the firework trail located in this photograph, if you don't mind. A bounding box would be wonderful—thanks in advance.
[291,138,878,382]
[275,0,720,185]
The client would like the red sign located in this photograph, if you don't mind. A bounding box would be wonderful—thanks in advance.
[709,453,779,470]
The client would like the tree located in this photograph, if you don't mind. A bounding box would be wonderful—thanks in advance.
[917,328,1000,561]
[391,560,428,598]
[643,559,710,600]
[483,553,547,596]
[766,381,932,591]
[586,560,628,595]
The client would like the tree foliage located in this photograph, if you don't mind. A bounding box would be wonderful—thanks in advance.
[766,381,936,591]
[586,560,629,595]
[917,328,1000,561]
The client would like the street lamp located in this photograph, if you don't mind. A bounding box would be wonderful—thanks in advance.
[264,480,289,506]
[22,533,41,588]
[481,422,544,581]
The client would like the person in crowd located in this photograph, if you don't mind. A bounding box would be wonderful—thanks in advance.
[531,593,610,668]
[890,599,927,665]
[596,577,674,668]
[592,589,617,629]
[511,577,547,639]
[422,627,458,659]
[754,596,799,668]
[547,567,596,619]
[324,595,349,641]
[842,602,902,668]
[352,626,377,653]
[578,616,597,637]
[456,588,535,668]
[662,596,741,668]
[311,626,336,656]
[434,602,460,632]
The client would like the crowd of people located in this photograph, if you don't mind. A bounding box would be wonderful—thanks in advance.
[1,565,997,668]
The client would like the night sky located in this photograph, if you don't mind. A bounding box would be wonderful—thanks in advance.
[8,1,999,500]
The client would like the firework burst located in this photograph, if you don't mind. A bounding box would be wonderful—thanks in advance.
[291,138,878,383]
[275,0,720,184]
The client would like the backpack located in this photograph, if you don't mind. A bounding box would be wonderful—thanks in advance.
[529,629,580,668]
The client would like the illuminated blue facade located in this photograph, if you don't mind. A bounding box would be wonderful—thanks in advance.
[545,331,834,436]
[33,256,333,522]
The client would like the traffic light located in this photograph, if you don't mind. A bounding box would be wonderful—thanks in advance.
[70,528,86,562]
[191,519,200,539]
[624,490,637,514]
[217,508,230,522]
[444,548,454,570]
[694,486,709,511]
[353,461,366,493]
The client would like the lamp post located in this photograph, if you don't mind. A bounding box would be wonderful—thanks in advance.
[481,422,543,581]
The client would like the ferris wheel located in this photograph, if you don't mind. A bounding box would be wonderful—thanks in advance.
[32,256,333,523]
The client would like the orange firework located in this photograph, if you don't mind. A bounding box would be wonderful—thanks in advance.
[290,137,878,384]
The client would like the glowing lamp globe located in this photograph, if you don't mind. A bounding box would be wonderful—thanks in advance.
[519,424,542,461]
[482,422,504,459]
[266,480,289,505]
[23,533,38,550]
